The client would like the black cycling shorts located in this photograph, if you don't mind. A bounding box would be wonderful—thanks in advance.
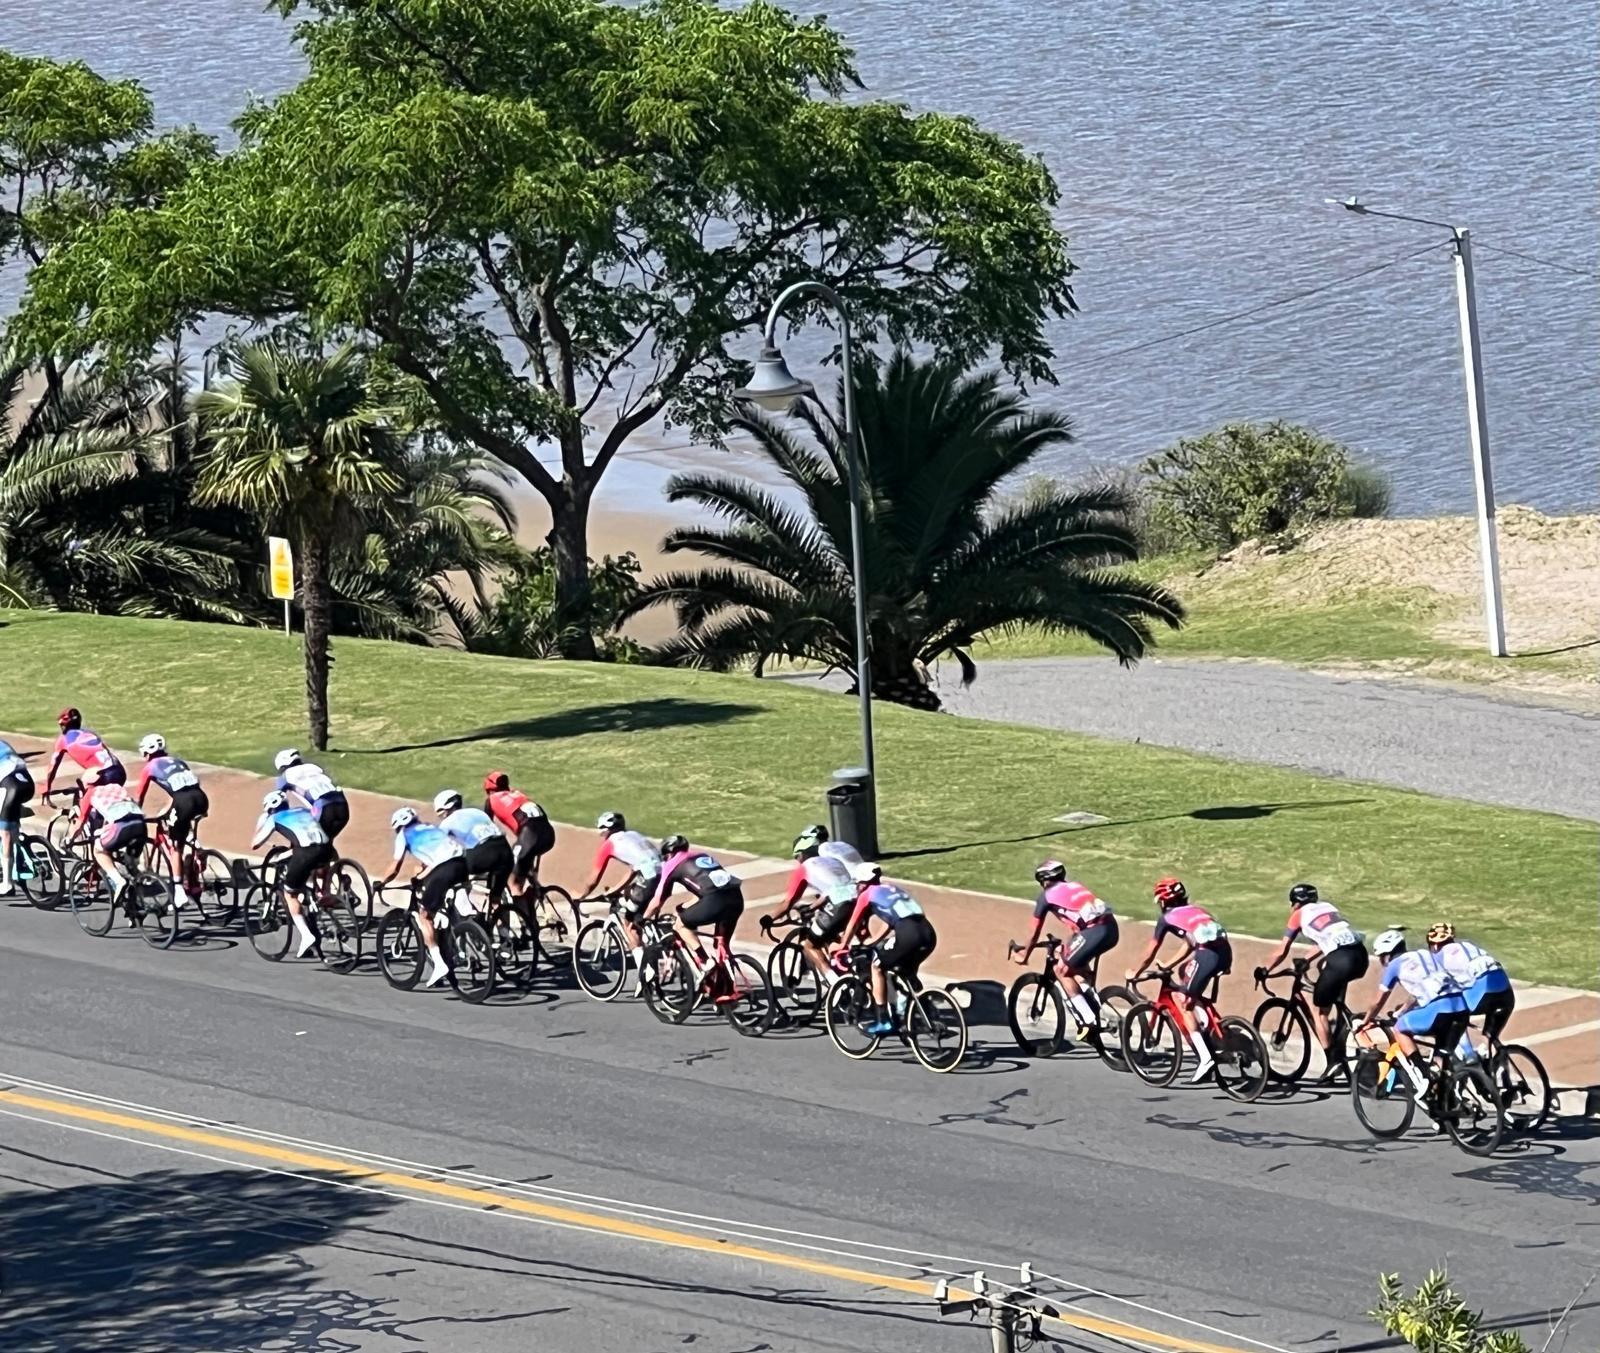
[0,769,34,826]
[90,761,126,787]
[282,840,334,894]
[806,896,854,945]
[512,815,556,883]
[678,885,744,939]
[1177,938,1233,999]
[419,855,470,918]
[464,836,513,902]
[1062,917,1119,975]
[168,786,209,846]
[619,873,658,919]
[312,792,349,841]
[1313,942,1368,1009]
[1473,984,1517,1043]
[99,818,147,858]
[874,915,936,984]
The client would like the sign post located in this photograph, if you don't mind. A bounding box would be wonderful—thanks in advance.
[268,537,294,636]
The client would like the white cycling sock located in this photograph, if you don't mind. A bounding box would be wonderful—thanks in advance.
[1186,1028,1210,1060]
[630,945,645,968]
[1069,993,1096,1024]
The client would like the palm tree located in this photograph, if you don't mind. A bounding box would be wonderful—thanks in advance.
[625,350,1185,709]
[194,340,403,749]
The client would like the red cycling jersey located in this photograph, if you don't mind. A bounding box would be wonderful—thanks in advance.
[486,787,537,834]
[54,729,118,774]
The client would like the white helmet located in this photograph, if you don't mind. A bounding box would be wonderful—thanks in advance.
[433,789,462,815]
[390,806,417,831]
[262,790,287,813]
[849,860,882,884]
[597,810,624,833]
[274,748,301,771]
[1371,927,1407,958]
[138,733,166,758]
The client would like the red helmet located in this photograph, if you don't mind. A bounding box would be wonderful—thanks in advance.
[482,769,510,793]
[57,706,81,730]
[1153,877,1187,908]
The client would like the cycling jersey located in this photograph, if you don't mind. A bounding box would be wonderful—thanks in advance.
[0,740,26,780]
[1033,880,1111,926]
[593,830,661,879]
[783,853,857,907]
[257,807,328,849]
[486,788,546,834]
[55,728,119,774]
[818,841,866,870]
[440,807,500,849]
[1153,903,1225,945]
[860,881,925,925]
[1284,900,1359,955]
[277,763,339,804]
[395,824,464,871]
[655,849,741,905]
[1378,949,1463,1006]
[1437,939,1505,987]
[80,782,141,829]
[134,754,202,799]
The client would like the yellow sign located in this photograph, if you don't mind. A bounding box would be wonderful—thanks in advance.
[268,537,294,600]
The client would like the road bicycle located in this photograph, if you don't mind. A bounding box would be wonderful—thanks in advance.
[1350,1016,1505,1156]
[1004,936,1138,1070]
[761,908,829,1026]
[375,879,496,1003]
[1121,968,1270,1102]
[64,843,179,949]
[1252,956,1357,1084]
[639,918,774,1037]
[242,855,363,972]
[41,787,84,854]
[142,813,239,927]
[9,810,63,909]
[571,890,673,1001]
[823,945,969,1073]
[483,877,579,991]
[260,843,374,929]
[1464,1022,1552,1138]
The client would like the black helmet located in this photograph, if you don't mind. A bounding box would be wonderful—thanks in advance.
[792,823,828,858]
[660,833,688,857]
[1288,882,1318,907]
[1034,859,1067,886]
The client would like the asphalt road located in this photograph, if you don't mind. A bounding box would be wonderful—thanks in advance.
[925,659,1600,821]
[2,901,1597,1353]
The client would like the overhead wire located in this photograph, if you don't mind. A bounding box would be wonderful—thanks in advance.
[1472,241,1600,279]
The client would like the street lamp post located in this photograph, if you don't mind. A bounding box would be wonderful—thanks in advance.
[1329,196,1507,657]
[733,281,877,847]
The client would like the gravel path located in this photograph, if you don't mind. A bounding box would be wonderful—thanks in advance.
[926,658,1600,821]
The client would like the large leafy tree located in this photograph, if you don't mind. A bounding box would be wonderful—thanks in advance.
[10,0,1075,656]
[626,351,1185,709]
[194,340,403,749]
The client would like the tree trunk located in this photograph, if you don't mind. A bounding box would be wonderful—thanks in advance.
[300,531,332,750]
[546,474,599,661]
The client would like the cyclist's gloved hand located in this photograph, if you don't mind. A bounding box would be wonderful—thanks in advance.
[759,915,772,932]
[1253,966,1268,983]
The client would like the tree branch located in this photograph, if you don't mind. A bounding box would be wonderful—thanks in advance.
[476,239,554,391]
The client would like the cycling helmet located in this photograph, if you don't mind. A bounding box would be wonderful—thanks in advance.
[1372,927,1407,958]
[1426,921,1455,945]
[274,748,301,771]
[849,860,882,884]
[792,823,828,858]
[660,833,688,858]
[1153,876,1187,908]
[433,789,463,815]
[138,733,166,758]
[262,790,287,813]
[57,706,81,730]
[390,806,417,831]
[483,770,510,793]
[1288,882,1318,907]
[1034,859,1067,886]
[596,810,624,834]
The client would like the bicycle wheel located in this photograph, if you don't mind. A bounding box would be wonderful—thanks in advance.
[1213,1016,1270,1102]
[767,932,824,1026]
[1491,1043,1553,1137]
[132,872,179,950]
[19,834,63,909]
[535,884,575,950]
[335,856,374,928]
[721,952,775,1037]
[46,811,74,854]
[1351,1051,1416,1138]
[489,899,540,990]
[1124,1002,1184,1086]
[1444,1062,1504,1157]
[242,883,292,961]
[312,901,361,974]
[642,940,696,1025]
[1252,997,1312,1084]
[325,863,369,968]
[1007,973,1066,1057]
[573,918,628,1000]
[376,909,423,990]
[66,860,114,937]
[1093,984,1139,1072]
[192,849,239,926]
[446,917,496,1003]
[823,975,882,1060]
[908,988,969,1072]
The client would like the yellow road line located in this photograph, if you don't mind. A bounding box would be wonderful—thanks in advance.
[0,1086,1255,1353]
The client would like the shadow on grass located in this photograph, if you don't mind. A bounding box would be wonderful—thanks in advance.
[350,698,765,755]
[1510,637,1599,659]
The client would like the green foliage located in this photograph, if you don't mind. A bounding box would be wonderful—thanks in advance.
[1340,459,1395,519]
[627,350,1183,707]
[1141,421,1373,549]
[472,548,643,663]
[1371,1271,1529,1353]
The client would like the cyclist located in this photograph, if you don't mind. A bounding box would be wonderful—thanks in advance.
[481,771,564,918]
[434,789,512,909]
[44,708,125,796]
[761,824,862,986]
[74,779,147,912]
[1356,928,1470,1070]
[831,861,937,1036]
[250,790,332,958]
[1254,882,1369,1082]
[1011,860,1118,1037]
[1125,877,1232,1083]
[377,805,467,990]
[576,811,662,981]
[0,738,35,896]
[133,734,209,899]
[1428,922,1515,1049]
[647,835,745,984]
[273,749,350,844]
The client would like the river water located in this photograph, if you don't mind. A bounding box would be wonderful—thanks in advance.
[4,0,1596,512]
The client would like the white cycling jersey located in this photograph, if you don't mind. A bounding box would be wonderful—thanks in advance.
[800,853,857,906]
[279,763,338,803]
[605,829,661,878]
[1438,939,1503,986]
[1380,949,1461,1005]
[818,841,865,869]
[1291,900,1360,955]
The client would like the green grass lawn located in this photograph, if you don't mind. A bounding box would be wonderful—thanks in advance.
[4,608,1595,987]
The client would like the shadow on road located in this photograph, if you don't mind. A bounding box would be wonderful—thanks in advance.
[353,698,764,755]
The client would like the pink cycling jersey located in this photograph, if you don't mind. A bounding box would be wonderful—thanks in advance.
[1033,880,1111,927]
[1155,903,1224,944]
[55,729,118,773]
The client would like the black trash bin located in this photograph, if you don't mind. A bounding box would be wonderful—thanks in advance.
[825,765,878,859]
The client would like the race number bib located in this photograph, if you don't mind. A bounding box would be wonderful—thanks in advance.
[1078,898,1108,922]
[707,868,734,890]
[1191,921,1222,944]
[167,767,199,791]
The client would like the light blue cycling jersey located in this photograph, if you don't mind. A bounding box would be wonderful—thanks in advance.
[396,823,464,870]
[440,807,499,848]
[0,740,25,780]
[258,807,328,849]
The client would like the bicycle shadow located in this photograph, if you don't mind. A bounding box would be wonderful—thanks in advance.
[1455,1138,1600,1205]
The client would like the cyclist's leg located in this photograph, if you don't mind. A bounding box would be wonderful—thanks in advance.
[1060,919,1117,1022]
[0,769,31,890]
[675,889,729,964]
[1176,946,1223,1074]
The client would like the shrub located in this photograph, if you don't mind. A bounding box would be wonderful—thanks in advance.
[1340,459,1394,519]
[471,547,642,662]
[1371,1271,1529,1353]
